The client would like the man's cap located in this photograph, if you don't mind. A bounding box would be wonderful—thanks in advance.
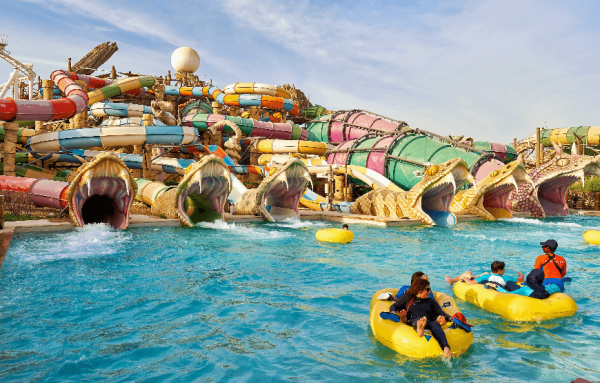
[540,239,558,249]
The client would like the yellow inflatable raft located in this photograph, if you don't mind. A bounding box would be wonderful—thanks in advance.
[583,230,600,245]
[315,228,354,243]
[369,288,473,358]
[453,282,577,322]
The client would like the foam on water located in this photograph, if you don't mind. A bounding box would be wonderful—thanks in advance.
[11,223,130,263]
[195,219,289,239]
[502,217,583,228]
[269,217,330,229]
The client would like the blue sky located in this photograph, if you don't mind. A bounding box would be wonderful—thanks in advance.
[1,0,599,143]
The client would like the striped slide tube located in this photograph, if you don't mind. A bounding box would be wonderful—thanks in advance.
[0,175,68,210]
[165,85,300,117]
[134,178,175,207]
[0,126,36,145]
[27,125,198,152]
[87,76,155,105]
[0,162,60,180]
[101,117,166,127]
[0,69,88,122]
[69,72,146,96]
[255,139,327,155]
[171,144,267,176]
[182,113,308,140]
[223,83,291,99]
[541,126,600,148]
[90,102,153,118]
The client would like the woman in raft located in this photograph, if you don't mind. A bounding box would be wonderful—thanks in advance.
[390,278,453,359]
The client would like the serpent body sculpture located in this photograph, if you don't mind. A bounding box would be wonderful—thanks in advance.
[235,158,311,222]
[509,143,600,217]
[350,158,475,225]
[66,152,137,229]
[450,159,532,220]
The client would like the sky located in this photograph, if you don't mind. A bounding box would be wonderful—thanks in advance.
[1,0,598,143]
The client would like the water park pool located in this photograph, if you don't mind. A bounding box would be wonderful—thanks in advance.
[1,216,600,382]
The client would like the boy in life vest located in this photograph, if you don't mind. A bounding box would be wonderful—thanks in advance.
[535,239,567,292]
[445,261,524,289]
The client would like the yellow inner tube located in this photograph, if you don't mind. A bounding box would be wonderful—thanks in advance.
[315,228,354,243]
[453,282,577,322]
[370,288,473,358]
[583,230,600,245]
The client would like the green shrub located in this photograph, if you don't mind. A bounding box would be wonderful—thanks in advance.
[165,180,179,186]
[568,176,600,192]
[4,213,42,221]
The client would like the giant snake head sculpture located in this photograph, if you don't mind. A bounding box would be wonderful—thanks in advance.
[351,158,475,225]
[175,155,232,226]
[139,155,232,226]
[450,158,532,220]
[234,158,311,222]
[67,152,137,229]
[509,143,600,217]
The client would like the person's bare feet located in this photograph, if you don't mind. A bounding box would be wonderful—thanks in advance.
[443,346,452,359]
[445,275,453,286]
[416,317,426,337]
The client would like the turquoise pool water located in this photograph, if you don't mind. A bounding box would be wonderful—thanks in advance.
[1,216,600,382]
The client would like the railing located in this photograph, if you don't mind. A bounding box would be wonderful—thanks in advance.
[0,34,7,49]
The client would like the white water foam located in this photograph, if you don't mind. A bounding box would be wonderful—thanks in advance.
[195,220,289,239]
[15,223,130,263]
[501,217,583,228]
[269,217,329,229]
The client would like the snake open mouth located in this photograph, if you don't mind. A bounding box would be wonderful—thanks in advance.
[481,165,531,219]
[67,152,136,229]
[234,158,311,222]
[537,162,600,216]
[176,156,231,226]
[416,161,474,225]
[260,162,311,221]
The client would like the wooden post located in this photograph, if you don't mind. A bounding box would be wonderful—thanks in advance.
[42,79,54,100]
[70,80,88,129]
[211,101,222,114]
[154,83,165,102]
[67,58,72,72]
[0,195,4,229]
[595,192,600,211]
[334,175,344,201]
[142,114,154,179]
[111,66,117,80]
[2,122,19,176]
[536,127,541,167]
[513,138,517,151]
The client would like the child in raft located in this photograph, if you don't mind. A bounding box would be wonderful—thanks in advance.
[445,261,524,290]
[390,279,453,359]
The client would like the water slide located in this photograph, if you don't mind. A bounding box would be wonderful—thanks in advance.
[163,83,300,117]
[539,126,600,151]
[326,131,505,190]
[0,175,68,210]
[306,110,407,144]
[182,113,308,140]
[0,70,87,121]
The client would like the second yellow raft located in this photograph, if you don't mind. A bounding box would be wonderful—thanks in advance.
[370,288,473,358]
[453,282,577,322]
[583,230,600,245]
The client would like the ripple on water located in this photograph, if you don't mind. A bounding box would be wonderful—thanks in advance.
[1,216,600,382]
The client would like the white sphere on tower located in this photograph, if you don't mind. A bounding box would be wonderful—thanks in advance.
[171,47,200,73]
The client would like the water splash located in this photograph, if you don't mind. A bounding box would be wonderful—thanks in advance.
[501,217,582,228]
[14,223,130,263]
[195,220,289,239]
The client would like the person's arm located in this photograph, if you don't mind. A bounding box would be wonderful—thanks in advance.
[474,274,489,284]
[534,255,543,270]
[431,299,451,321]
[391,294,409,313]
[561,258,567,277]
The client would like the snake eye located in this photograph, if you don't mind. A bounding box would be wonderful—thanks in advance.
[489,170,500,177]
[556,158,570,167]
[425,165,439,176]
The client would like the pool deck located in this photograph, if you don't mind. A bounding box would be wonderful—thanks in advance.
[0,209,596,267]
